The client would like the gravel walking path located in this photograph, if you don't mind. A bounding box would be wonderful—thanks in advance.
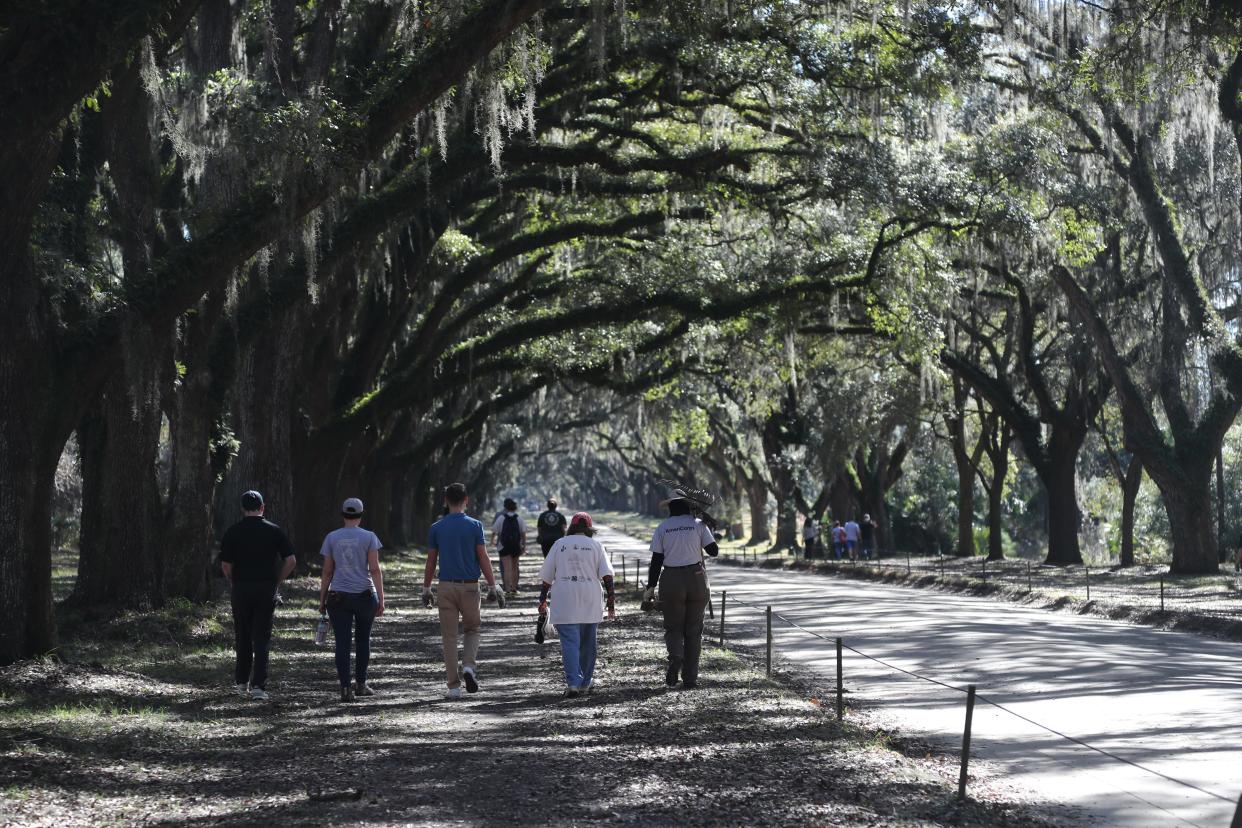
[1,555,1068,827]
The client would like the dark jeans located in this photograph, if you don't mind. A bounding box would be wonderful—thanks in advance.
[328,590,377,688]
[660,565,709,684]
[538,538,557,558]
[231,581,277,689]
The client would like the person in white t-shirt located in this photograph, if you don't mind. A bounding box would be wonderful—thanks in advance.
[643,495,720,689]
[537,512,615,698]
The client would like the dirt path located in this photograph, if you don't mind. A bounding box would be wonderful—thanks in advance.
[2,553,1067,827]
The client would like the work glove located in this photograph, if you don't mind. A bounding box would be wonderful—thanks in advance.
[643,587,655,603]
[421,586,434,608]
[489,585,506,608]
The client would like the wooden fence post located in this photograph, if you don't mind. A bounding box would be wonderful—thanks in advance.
[1085,565,1091,602]
[1160,576,1165,612]
[835,637,844,721]
[958,684,977,801]
[765,606,772,677]
[719,591,727,646]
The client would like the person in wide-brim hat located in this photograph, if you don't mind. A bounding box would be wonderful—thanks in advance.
[644,495,720,689]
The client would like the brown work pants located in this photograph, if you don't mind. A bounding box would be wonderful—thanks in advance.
[660,565,709,684]
[437,581,482,689]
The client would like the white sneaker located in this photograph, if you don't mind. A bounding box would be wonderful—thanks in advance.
[234,683,248,697]
[446,687,464,700]
[249,687,269,701]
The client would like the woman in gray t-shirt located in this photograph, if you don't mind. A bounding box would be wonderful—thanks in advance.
[318,498,385,703]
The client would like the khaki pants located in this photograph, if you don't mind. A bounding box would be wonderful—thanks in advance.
[660,565,709,684]
[437,581,482,689]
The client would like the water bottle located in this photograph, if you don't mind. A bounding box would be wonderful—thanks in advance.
[314,613,329,646]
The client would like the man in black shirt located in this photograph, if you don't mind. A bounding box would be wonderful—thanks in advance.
[536,498,568,558]
[219,490,297,700]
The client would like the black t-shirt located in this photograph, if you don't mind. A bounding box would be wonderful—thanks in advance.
[860,520,875,543]
[219,516,295,583]
[537,509,568,541]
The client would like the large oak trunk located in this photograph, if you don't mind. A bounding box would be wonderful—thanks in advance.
[745,477,770,545]
[1119,459,1142,568]
[773,497,799,551]
[163,360,222,600]
[1148,466,1218,575]
[955,463,976,558]
[0,373,61,662]
[74,325,169,607]
[1041,449,1083,566]
[222,314,301,550]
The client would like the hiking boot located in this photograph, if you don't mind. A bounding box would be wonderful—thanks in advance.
[249,687,269,701]
[354,682,375,697]
[462,667,479,694]
[340,685,355,703]
[564,688,581,699]
[535,614,547,644]
[681,681,698,690]
[665,661,680,688]
[446,687,464,700]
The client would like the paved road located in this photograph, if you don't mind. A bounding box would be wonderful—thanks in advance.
[595,524,1242,828]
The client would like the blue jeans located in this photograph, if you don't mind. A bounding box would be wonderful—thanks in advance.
[328,590,376,687]
[557,623,599,690]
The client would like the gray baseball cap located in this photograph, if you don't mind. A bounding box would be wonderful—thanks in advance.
[342,497,364,517]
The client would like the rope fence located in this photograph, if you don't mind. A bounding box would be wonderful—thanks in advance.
[716,589,1240,821]
[715,546,1242,620]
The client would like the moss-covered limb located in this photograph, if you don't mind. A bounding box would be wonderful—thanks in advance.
[376,332,692,470]
[938,349,1046,471]
[94,0,553,349]
[0,0,200,149]
[1051,266,1174,471]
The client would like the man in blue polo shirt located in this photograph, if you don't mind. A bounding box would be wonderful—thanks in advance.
[423,482,504,699]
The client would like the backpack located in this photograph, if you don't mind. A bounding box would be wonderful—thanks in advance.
[500,513,523,554]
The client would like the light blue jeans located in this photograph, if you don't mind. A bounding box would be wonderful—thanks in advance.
[557,623,599,690]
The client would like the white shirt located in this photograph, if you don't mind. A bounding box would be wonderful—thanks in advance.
[538,535,614,625]
[650,515,716,566]
[803,523,819,540]
[491,511,528,543]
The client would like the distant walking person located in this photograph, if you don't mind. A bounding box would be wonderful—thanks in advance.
[491,498,528,597]
[426,483,504,699]
[802,517,820,558]
[538,512,616,697]
[218,490,296,701]
[831,521,847,560]
[844,518,861,561]
[860,514,876,560]
[318,498,385,703]
[536,498,568,558]
[643,493,719,689]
